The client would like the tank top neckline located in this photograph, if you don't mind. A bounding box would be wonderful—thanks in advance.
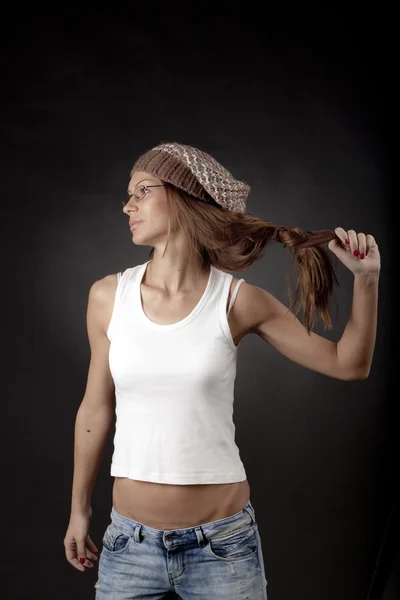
[137,260,216,330]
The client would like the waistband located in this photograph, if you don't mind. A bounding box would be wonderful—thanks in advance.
[109,499,256,549]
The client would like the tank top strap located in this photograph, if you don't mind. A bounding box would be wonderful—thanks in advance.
[227,278,245,317]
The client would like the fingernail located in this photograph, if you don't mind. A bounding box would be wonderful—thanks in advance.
[359,253,365,259]
[79,557,86,564]
[344,238,350,244]
[353,248,359,256]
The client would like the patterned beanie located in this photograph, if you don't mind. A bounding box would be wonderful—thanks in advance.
[131,142,250,213]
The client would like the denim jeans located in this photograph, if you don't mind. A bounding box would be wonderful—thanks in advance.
[94,498,268,599]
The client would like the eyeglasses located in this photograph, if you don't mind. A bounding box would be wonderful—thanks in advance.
[122,184,165,208]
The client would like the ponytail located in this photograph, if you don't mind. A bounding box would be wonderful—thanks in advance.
[271,226,339,333]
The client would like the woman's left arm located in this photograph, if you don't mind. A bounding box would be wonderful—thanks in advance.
[241,227,381,381]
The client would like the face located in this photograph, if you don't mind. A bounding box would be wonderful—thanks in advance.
[123,171,170,246]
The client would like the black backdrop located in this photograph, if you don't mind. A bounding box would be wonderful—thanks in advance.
[1,5,396,600]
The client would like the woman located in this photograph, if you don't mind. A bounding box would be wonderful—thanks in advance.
[63,142,381,599]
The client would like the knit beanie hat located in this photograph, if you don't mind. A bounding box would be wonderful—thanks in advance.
[131,142,250,213]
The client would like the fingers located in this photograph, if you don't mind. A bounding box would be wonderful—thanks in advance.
[77,540,88,568]
[87,534,99,556]
[80,549,98,568]
[64,538,98,572]
[82,548,99,567]
[366,233,376,254]
[64,541,86,572]
[335,228,376,259]
[77,543,99,569]
[356,232,366,258]
[81,535,99,567]
[334,227,348,241]
[347,230,360,256]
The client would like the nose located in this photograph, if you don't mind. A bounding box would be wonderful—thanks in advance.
[123,201,139,214]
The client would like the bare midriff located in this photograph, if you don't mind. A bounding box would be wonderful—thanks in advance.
[112,478,251,529]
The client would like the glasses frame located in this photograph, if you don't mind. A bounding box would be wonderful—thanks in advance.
[122,184,166,208]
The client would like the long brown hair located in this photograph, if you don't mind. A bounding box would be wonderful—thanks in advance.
[149,182,339,334]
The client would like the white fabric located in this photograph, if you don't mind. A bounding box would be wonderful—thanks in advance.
[107,260,247,485]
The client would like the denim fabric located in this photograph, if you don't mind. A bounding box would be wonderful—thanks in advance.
[94,498,268,599]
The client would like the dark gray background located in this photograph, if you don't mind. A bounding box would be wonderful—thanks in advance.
[2,5,396,600]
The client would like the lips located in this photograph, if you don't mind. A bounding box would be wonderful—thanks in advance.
[130,221,142,230]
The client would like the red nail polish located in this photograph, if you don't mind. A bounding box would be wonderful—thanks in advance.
[353,248,359,256]
[345,238,350,244]
[79,557,86,564]
[359,253,365,259]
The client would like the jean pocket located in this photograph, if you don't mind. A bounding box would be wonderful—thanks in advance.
[205,521,258,562]
[102,522,133,554]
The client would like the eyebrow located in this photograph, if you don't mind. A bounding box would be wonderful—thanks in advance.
[127,178,157,195]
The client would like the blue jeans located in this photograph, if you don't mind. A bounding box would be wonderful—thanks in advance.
[94,498,268,599]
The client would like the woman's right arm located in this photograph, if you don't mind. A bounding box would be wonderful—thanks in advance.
[64,275,118,572]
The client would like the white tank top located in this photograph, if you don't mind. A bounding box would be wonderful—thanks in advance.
[107,259,247,484]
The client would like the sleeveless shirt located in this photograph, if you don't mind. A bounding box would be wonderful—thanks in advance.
[106,259,247,484]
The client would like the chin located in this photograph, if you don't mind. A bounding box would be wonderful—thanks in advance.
[131,232,153,246]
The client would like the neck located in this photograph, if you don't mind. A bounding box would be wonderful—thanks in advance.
[145,253,209,297]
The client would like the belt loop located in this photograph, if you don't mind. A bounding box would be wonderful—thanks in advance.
[243,502,255,525]
[194,526,206,548]
[133,523,142,543]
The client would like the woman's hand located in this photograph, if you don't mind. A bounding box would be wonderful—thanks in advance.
[328,227,381,276]
[64,507,99,572]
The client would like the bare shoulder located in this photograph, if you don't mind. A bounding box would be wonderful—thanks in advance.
[89,273,119,303]
[227,279,274,336]
[88,273,119,336]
